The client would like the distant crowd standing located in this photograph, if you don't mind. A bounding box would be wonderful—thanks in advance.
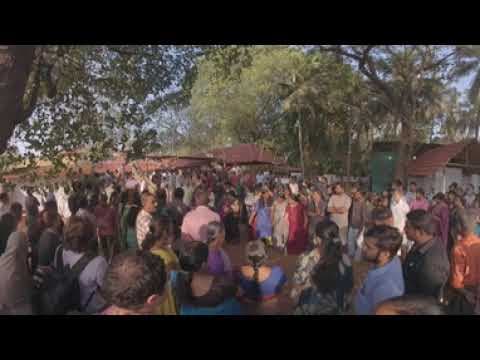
[0,166,479,315]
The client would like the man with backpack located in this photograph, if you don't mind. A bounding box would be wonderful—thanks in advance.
[33,216,108,315]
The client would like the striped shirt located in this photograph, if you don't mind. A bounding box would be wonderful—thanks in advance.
[136,209,152,248]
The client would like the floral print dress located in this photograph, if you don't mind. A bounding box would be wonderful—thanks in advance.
[291,252,353,315]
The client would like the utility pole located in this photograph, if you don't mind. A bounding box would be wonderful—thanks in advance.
[346,107,358,181]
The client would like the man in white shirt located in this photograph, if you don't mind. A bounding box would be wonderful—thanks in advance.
[327,183,352,247]
[405,182,417,206]
[169,171,177,190]
[176,170,184,188]
[56,185,71,220]
[390,189,411,256]
[11,185,27,209]
[289,178,299,196]
[465,184,476,208]
[256,172,264,185]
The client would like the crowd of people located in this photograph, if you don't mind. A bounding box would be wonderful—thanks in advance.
[0,166,479,315]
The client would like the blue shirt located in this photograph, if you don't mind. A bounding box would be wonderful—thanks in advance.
[236,266,287,301]
[255,202,272,238]
[180,298,244,315]
[355,256,404,315]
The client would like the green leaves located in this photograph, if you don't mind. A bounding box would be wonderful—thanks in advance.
[2,45,207,178]
[189,46,372,175]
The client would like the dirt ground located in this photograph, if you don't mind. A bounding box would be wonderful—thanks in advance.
[224,225,371,315]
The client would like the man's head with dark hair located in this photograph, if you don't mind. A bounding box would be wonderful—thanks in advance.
[9,202,22,223]
[409,182,417,193]
[375,295,446,315]
[350,183,359,195]
[100,250,167,315]
[371,207,394,227]
[178,241,209,273]
[41,208,61,230]
[174,187,184,201]
[44,200,58,214]
[416,188,425,199]
[0,192,9,204]
[405,209,435,245]
[447,190,457,201]
[63,216,95,253]
[194,186,209,207]
[141,192,157,214]
[393,179,404,192]
[333,182,344,195]
[362,225,402,264]
[77,195,88,210]
[72,181,82,192]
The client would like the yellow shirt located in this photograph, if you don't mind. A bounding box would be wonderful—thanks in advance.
[151,248,180,315]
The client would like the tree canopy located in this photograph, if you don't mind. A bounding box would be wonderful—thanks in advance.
[1,45,480,180]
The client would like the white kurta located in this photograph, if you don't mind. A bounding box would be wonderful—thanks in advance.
[56,186,71,220]
[391,197,410,247]
[11,186,27,208]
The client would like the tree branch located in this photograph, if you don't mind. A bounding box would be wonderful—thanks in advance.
[22,58,42,122]
[322,45,396,105]
[107,46,155,58]
[420,51,456,74]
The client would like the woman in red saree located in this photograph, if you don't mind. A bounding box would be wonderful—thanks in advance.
[285,192,309,255]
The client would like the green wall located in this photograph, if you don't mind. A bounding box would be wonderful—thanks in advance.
[371,151,397,193]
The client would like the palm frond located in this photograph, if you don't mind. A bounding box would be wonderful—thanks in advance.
[468,70,480,104]
[451,60,479,78]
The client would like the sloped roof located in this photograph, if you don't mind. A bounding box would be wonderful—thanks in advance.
[407,142,467,177]
[197,144,276,165]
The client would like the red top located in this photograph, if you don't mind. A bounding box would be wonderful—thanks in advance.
[286,203,308,255]
[230,174,240,187]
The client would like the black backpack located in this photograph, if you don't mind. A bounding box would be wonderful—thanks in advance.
[34,246,95,315]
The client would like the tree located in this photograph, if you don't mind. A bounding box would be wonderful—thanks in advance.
[453,45,480,140]
[0,45,207,174]
[190,46,288,147]
[190,46,374,175]
[0,46,36,154]
[319,45,458,180]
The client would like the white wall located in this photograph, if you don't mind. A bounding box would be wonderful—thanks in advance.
[410,167,470,195]
[471,174,480,190]
[445,167,464,190]
[408,175,435,193]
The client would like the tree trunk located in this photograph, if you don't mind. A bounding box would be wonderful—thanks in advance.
[394,121,413,184]
[0,45,36,154]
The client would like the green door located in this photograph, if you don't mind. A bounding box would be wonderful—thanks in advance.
[371,152,397,193]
